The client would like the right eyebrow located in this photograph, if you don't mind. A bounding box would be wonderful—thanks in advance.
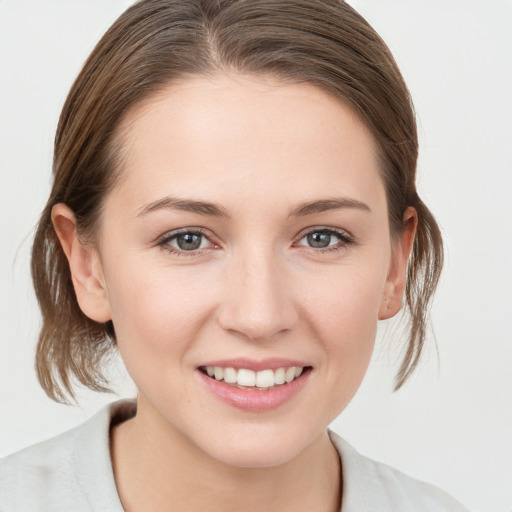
[136,196,231,218]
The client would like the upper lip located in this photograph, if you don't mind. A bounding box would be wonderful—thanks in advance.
[198,358,311,371]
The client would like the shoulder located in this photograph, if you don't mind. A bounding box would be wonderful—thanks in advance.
[328,430,470,512]
[0,399,133,512]
[0,422,85,511]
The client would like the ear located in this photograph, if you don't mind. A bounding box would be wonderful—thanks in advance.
[378,207,417,320]
[51,203,112,323]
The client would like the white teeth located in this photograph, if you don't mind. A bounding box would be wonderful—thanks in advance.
[274,367,286,385]
[256,369,275,388]
[285,367,296,383]
[204,365,306,388]
[224,367,237,384]
[237,369,256,387]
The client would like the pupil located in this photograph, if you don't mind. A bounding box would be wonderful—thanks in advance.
[177,233,201,250]
[307,232,330,248]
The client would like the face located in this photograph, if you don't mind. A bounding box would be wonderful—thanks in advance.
[62,74,412,468]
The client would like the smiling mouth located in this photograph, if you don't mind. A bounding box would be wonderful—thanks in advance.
[199,366,312,390]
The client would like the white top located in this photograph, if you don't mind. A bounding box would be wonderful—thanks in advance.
[0,400,469,511]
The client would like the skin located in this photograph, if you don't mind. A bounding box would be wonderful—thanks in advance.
[52,74,416,512]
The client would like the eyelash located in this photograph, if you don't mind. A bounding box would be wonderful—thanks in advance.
[156,226,354,257]
[294,227,354,253]
[157,228,214,257]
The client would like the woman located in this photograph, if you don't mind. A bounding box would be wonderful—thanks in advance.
[0,1,471,510]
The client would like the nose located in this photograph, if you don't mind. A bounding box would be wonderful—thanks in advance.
[217,247,299,342]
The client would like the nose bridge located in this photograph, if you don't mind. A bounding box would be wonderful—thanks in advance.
[218,244,298,341]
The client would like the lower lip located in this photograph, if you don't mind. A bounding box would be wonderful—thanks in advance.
[196,369,311,412]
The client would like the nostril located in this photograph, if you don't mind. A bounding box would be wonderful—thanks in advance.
[217,305,298,343]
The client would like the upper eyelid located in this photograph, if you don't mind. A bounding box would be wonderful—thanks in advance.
[295,225,353,240]
[158,227,212,242]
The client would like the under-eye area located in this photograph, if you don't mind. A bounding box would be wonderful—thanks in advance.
[199,366,313,390]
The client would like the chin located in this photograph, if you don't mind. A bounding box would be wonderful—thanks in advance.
[199,423,321,469]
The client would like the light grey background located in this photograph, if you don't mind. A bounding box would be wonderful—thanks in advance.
[1,1,511,511]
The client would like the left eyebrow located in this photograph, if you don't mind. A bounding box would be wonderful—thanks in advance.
[288,197,371,217]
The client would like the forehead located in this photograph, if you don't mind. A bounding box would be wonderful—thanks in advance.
[110,73,384,215]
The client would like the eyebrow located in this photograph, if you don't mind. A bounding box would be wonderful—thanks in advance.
[137,196,230,218]
[288,197,371,217]
[136,195,370,218]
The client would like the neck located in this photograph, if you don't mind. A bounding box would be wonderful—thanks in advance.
[111,398,341,512]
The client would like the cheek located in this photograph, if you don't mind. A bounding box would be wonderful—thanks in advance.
[302,258,387,333]
[313,285,379,360]
[104,259,218,367]
[299,261,386,385]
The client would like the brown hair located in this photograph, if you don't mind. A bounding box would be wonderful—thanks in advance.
[32,0,443,403]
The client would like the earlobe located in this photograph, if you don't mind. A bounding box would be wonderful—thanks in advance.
[378,207,417,320]
[51,203,112,323]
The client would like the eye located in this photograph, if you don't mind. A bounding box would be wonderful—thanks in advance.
[295,228,353,251]
[158,228,214,254]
